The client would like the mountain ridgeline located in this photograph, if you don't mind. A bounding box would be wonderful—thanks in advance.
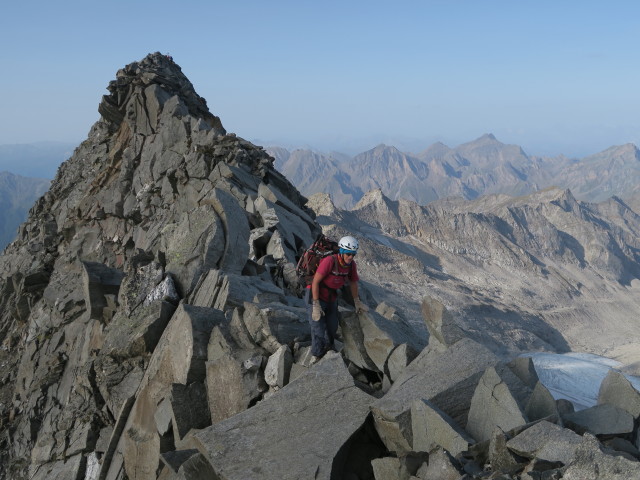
[268,134,640,210]
[2,53,640,480]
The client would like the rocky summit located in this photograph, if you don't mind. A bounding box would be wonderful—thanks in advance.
[1,53,640,480]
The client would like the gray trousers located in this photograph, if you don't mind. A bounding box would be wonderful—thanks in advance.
[305,289,339,357]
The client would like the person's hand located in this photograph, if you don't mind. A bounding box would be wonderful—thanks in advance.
[354,298,369,314]
[312,300,324,321]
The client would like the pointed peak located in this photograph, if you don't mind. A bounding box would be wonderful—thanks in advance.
[370,144,400,154]
[99,52,225,135]
[418,141,452,159]
[353,188,393,210]
[472,133,500,144]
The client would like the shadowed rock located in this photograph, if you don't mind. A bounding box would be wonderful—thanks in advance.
[160,449,199,473]
[205,318,268,423]
[563,403,634,436]
[508,356,539,389]
[191,352,372,480]
[525,381,560,422]
[341,309,424,376]
[240,302,309,354]
[386,343,419,383]
[170,383,211,441]
[105,305,222,480]
[101,300,176,359]
[488,427,528,475]
[421,296,466,349]
[82,261,125,321]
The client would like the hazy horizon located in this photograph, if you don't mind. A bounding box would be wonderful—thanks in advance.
[2,1,639,160]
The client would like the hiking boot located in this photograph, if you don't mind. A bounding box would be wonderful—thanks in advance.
[310,355,322,366]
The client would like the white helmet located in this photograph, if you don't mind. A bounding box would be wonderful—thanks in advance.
[338,235,359,252]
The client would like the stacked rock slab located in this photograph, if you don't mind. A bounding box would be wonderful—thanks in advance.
[192,353,374,480]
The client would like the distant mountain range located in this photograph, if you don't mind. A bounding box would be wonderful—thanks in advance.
[0,172,50,250]
[267,134,640,210]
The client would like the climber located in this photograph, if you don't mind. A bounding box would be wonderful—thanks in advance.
[306,235,369,364]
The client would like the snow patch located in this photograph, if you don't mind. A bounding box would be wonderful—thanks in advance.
[521,352,640,411]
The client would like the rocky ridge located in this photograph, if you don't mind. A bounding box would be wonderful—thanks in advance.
[0,53,639,480]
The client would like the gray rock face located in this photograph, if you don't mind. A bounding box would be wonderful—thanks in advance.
[192,353,372,480]
[466,365,531,442]
[420,296,466,349]
[340,309,424,376]
[525,382,560,422]
[563,403,635,436]
[506,420,583,464]
[411,399,474,456]
[371,338,498,453]
[598,369,640,418]
[563,433,640,479]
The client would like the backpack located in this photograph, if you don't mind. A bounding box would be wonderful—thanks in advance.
[296,234,341,286]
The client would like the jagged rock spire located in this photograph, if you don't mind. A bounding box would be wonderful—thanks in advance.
[98,52,225,136]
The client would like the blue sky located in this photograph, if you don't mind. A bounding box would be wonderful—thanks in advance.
[1,1,639,157]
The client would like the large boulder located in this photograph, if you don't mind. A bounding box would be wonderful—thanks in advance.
[205,319,268,423]
[191,352,374,480]
[371,338,498,454]
[160,205,227,295]
[420,296,466,349]
[525,381,560,422]
[562,403,635,436]
[506,420,582,465]
[101,304,223,480]
[466,364,532,442]
[411,399,475,456]
[598,369,640,419]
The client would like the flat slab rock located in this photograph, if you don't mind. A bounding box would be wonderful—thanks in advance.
[506,420,583,465]
[192,352,373,480]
